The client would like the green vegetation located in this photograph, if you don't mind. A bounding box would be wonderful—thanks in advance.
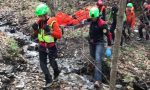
[6,37,19,56]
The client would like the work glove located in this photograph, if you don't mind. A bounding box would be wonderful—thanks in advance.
[30,35,38,43]
[105,47,112,58]
[33,38,39,43]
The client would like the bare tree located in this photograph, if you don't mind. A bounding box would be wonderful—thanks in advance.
[109,0,126,90]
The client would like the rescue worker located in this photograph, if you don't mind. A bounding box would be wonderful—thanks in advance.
[96,0,106,21]
[137,3,150,41]
[31,3,62,87]
[121,3,135,45]
[109,2,118,42]
[88,7,112,88]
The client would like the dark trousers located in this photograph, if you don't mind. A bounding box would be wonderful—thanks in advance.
[138,24,145,38]
[39,45,59,84]
[121,22,131,45]
[123,22,131,38]
[138,23,149,40]
[110,21,117,41]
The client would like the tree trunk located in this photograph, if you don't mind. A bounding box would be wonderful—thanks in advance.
[109,0,126,90]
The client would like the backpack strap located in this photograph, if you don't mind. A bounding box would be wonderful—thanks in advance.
[49,21,56,28]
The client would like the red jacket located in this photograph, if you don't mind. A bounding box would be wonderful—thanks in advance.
[33,17,62,48]
[47,17,62,39]
[126,8,135,28]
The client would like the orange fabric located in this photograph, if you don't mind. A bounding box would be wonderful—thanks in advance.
[126,8,135,28]
[67,9,90,25]
[73,9,89,22]
[55,10,90,26]
[69,19,79,25]
[47,17,62,39]
[55,12,74,26]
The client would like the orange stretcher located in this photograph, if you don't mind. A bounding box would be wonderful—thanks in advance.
[55,8,91,27]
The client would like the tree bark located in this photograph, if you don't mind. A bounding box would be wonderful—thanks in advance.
[109,0,126,90]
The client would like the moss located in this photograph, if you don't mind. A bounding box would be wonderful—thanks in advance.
[5,37,19,56]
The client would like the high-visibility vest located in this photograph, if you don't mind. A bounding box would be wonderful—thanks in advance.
[38,21,56,43]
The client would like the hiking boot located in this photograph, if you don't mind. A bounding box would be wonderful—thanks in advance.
[46,83,52,87]
[43,82,52,88]
[137,37,144,41]
[43,80,52,88]
[54,70,61,80]
[94,81,102,88]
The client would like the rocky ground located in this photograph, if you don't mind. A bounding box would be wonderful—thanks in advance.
[0,0,150,90]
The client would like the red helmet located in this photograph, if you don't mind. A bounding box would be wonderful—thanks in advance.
[146,5,150,10]
[97,0,103,6]
[144,5,150,11]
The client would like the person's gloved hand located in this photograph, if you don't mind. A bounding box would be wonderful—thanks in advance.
[33,38,39,43]
[105,47,112,58]
[30,36,38,43]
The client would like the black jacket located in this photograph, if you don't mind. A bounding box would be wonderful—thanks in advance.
[111,6,118,24]
[89,18,111,46]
